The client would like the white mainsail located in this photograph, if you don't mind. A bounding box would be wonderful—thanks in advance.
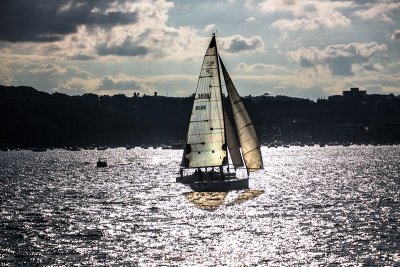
[219,56,264,173]
[181,35,227,168]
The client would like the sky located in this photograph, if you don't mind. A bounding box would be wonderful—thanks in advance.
[0,0,399,99]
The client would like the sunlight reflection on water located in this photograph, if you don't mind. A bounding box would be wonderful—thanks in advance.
[0,146,399,266]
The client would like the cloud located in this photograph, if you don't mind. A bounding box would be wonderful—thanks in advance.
[248,0,354,31]
[287,42,387,76]
[246,17,256,23]
[362,63,383,72]
[391,29,400,41]
[235,62,289,74]
[96,38,149,57]
[354,1,400,23]
[0,0,139,42]
[203,24,217,33]
[97,76,154,96]
[22,63,90,79]
[220,35,265,53]
[81,1,200,60]
[98,76,147,91]
[0,1,202,61]
[0,63,14,85]
[67,53,96,61]
[13,63,91,94]
[272,16,351,31]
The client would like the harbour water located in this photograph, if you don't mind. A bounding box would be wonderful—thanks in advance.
[0,146,399,266]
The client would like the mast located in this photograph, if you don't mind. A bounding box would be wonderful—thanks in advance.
[214,33,228,167]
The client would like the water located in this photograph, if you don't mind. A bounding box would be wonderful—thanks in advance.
[0,146,399,266]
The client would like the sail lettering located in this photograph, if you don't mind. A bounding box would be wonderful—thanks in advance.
[197,93,210,99]
[195,105,206,110]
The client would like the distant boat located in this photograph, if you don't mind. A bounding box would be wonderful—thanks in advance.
[178,34,264,192]
[97,158,108,168]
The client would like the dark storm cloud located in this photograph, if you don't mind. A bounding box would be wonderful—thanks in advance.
[0,0,138,42]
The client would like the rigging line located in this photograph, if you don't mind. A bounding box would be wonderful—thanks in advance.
[201,67,219,70]
[232,108,246,116]
[194,99,213,102]
[242,146,262,157]
[237,122,254,132]
[232,98,242,105]
[188,132,224,136]
[189,120,209,122]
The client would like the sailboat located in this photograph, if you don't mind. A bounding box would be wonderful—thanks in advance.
[177,33,263,192]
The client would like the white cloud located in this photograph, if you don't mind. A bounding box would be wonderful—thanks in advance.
[97,76,152,96]
[248,0,354,31]
[354,1,400,23]
[246,17,256,23]
[235,62,289,74]
[13,63,92,94]
[287,42,387,76]
[203,24,217,33]
[89,0,202,61]
[22,63,90,79]
[272,15,350,31]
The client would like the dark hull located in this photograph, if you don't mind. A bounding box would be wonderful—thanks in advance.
[176,172,236,184]
[190,178,249,192]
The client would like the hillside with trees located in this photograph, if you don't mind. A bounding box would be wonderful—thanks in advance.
[1,85,399,148]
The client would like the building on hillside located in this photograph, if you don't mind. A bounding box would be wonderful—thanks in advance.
[342,87,366,100]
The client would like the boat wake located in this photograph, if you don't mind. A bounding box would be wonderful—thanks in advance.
[184,189,264,210]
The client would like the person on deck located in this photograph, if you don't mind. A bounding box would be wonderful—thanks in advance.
[208,168,214,181]
[197,168,203,182]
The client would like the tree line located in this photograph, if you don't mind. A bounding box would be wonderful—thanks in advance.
[0,85,399,148]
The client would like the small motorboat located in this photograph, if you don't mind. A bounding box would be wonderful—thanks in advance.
[97,158,108,168]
